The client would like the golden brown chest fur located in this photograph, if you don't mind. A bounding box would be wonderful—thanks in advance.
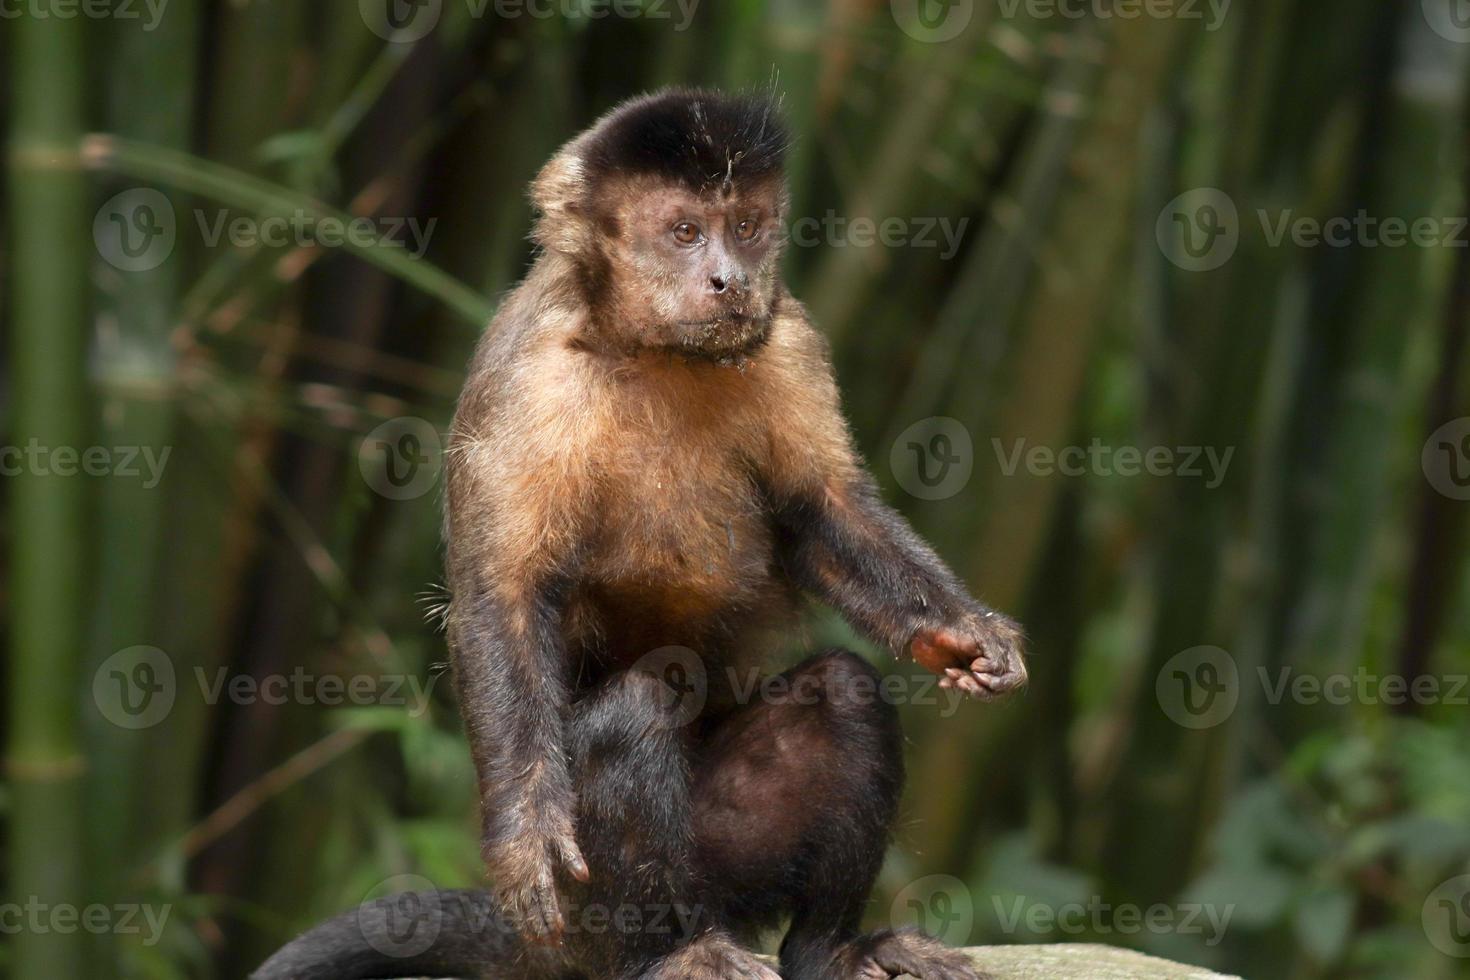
[570,353,791,657]
[448,296,839,667]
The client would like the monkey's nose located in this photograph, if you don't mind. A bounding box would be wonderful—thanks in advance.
[710,272,748,295]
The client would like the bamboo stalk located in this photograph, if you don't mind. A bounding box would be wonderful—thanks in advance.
[5,11,90,978]
[157,11,317,968]
[83,7,202,977]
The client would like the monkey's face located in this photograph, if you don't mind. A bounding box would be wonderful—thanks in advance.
[596,178,785,362]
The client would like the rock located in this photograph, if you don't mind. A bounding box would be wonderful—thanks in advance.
[957,944,1240,979]
[390,945,1240,979]
[749,945,1239,979]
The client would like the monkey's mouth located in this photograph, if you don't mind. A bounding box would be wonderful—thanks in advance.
[671,314,771,363]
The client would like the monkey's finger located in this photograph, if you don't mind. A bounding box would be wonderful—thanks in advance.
[970,656,1020,679]
[523,884,565,945]
[558,839,591,883]
[954,674,985,698]
[970,670,1024,698]
[972,658,1026,689]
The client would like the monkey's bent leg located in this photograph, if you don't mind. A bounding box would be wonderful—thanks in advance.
[692,651,981,980]
[563,669,779,980]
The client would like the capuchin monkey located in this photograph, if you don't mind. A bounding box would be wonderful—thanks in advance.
[255,88,1026,980]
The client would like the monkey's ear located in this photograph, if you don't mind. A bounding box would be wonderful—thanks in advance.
[529,142,590,254]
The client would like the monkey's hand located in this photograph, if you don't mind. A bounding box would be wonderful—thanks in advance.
[485,819,589,946]
[910,609,1027,701]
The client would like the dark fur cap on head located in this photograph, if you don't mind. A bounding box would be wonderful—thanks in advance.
[530,88,789,254]
[578,87,790,195]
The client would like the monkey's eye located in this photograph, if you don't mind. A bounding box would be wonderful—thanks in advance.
[672,221,702,245]
[733,218,759,242]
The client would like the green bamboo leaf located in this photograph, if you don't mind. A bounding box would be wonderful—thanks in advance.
[80,134,495,327]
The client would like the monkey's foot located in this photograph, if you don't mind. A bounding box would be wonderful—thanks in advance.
[828,928,987,980]
[641,932,781,980]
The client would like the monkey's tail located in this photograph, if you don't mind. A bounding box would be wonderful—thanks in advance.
[251,888,560,980]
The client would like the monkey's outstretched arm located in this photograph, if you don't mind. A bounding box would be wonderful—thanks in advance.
[771,473,1026,699]
[763,315,1026,700]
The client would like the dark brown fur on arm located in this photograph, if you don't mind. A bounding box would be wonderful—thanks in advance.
[443,285,600,943]
[762,309,1027,699]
